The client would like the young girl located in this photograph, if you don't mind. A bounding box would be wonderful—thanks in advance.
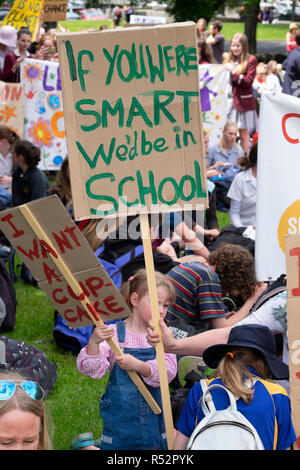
[225,33,257,155]
[173,324,296,450]
[227,141,257,228]
[2,27,33,83]
[76,269,177,450]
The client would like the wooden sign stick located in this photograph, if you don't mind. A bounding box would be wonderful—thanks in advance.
[140,213,174,450]
[19,204,161,415]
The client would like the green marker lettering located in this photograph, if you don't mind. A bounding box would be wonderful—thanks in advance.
[176,91,199,123]
[103,45,120,85]
[153,91,175,125]
[75,99,101,132]
[65,40,77,81]
[86,173,118,216]
[146,44,165,83]
[76,139,116,168]
[102,99,124,128]
[126,97,153,128]
[119,176,139,207]
[136,170,157,205]
[78,50,94,92]
[157,177,179,205]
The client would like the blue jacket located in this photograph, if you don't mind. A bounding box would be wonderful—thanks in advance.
[283,46,300,95]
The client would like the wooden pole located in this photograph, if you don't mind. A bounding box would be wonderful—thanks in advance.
[19,204,161,415]
[140,213,174,449]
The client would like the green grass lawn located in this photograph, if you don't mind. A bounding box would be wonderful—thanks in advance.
[58,19,289,42]
[4,211,229,450]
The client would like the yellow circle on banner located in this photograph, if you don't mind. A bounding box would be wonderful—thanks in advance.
[277,199,300,253]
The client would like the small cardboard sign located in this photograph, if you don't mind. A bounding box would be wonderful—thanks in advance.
[0,81,24,137]
[57,22,208,221]
[2,0,45,40]
[0,195,130,328]
[43,0,68,22]
[286,234,300,449]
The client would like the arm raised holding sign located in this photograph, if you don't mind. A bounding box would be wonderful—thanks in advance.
[76,269,177,450]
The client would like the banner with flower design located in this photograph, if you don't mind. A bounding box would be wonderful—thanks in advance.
[21,58,66,170]
[199,64,230,147]
[0,81,24,137]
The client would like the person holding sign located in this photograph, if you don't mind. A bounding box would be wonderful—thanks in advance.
[224,33,257,155]
[2,28,33,83]
[76,270,177,450]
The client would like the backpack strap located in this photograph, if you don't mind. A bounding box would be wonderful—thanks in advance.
[0,338,6,366]
[116,320,126,343]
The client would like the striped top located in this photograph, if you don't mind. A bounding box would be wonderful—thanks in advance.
[166,262,225,324]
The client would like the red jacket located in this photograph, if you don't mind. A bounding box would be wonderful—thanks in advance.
[231,55,257,112]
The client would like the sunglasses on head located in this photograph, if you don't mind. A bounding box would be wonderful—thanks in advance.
[0,380,44,401]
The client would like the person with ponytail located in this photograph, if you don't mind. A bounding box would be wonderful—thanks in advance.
[173,324,296,450]
[11,139,50,207]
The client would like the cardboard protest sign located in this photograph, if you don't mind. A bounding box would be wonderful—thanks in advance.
[256,91,300,281]
[0,81,24,137]
[57,23,208,221]
[0,195,130,328]
[21,59,66,170]
[2,0,45,40]
[199,64,230,147]
[286,234,300,450]
[43,0,68,22]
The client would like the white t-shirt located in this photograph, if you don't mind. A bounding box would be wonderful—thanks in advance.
[0,151,12,190]
[227,168,256,226]
[235,291,289,392]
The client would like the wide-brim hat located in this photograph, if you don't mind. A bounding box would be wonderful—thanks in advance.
[0,26,17,48]
[203,324,289,380]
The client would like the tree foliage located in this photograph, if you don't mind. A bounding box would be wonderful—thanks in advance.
[167,0,225,23]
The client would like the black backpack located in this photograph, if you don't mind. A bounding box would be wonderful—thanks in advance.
[0,336,58,397]
[0,258,17,331]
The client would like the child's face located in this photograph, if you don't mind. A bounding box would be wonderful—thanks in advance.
[132,286,171,324]
[231,39,243,58]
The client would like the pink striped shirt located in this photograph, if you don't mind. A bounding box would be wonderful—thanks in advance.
[77,323,177,388]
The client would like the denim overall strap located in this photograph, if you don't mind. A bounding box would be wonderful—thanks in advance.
[99,321,167,450]
[116,320,126,343]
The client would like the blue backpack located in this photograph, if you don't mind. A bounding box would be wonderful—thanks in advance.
[52,245,143,353]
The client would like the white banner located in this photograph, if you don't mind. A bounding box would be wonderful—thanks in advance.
[198,64,230,147]
[21,58,67,171]
[256,91,300,281]
[130,14,166,24]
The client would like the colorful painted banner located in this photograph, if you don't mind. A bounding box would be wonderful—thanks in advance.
[57,23,208,221]
[2,0,45,40]
[20,58,66,171]
[256,91,300,281]
[199,64,230,147]
[0,81,24,137]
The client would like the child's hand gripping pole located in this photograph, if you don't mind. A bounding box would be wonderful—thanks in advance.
[19,204,161,416]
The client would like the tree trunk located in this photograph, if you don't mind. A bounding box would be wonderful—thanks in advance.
[243,0,260,54]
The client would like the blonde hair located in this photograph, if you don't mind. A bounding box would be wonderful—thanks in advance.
[120,269,176,312]
[0,371,53,450]
[211,347,272,404]
[219,121,238,150]
[226,33,250,74]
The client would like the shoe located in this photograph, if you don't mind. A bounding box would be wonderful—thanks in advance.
[72,432,95,450]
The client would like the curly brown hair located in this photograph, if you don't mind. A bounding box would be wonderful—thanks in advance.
[208,243,256,300]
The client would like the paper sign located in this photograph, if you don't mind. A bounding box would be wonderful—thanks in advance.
[2,0,45,40]
[256,92,300,281]
[130,15,166,24]
[0,81,24,137]
[21,58,66,170]
[0,195,131,328]
[285,234,300,450]
[43,0,68,22]
[57,23,208,221]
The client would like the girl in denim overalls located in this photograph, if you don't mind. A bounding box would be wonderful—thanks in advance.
[76,269,177,450]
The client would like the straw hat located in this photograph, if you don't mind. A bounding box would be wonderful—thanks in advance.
[289,22,298,31]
